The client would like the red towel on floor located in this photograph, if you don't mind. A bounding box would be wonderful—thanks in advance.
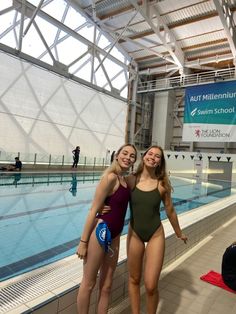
[200,270,236,294]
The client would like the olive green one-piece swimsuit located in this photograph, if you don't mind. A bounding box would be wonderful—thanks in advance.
[130,184,162,242]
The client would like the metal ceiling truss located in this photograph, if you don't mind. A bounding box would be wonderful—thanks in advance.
[213,0,236,61]
[138,52,234,76]
[0,0,135,98]
[119,0,235,77]
[13,0,129,68]
[23,0,44,37]
[94,8,138,73]
[130,0,184,69]
[65,0,140,94]
[65,0,136,68]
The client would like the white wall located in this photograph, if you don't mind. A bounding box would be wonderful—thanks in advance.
[0,52,127,159]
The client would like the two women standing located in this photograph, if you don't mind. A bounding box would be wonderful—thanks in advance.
[77,145,187,314]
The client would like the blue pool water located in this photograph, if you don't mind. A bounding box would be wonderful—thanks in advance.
[0,172,235,282]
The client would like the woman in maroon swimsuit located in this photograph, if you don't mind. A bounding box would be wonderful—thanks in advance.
[77,144,137,314]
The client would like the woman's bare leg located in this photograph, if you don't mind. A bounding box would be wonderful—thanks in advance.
[127,227,145,314]
[144,226,165,314]
[77,230,105,314]
[97,236,120,314]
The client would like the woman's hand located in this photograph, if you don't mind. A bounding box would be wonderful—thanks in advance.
[98,205,111,215]
[76,241,88,260]
[177,233,188,244]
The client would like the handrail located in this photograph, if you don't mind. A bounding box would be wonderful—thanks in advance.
[138,67,236,93]
[0,151,110,167]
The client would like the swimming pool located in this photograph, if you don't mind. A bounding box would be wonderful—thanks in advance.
[0,172,235,282]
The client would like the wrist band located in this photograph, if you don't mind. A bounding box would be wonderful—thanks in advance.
[80,239,88,243]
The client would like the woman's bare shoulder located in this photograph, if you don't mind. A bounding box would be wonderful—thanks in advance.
[158,180,167,195]
[101,172,117,185]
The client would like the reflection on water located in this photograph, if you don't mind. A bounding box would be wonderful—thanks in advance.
[0,171,101,187]
[12,173,22,186]
[207,180,232,198]
[69,173,78,197]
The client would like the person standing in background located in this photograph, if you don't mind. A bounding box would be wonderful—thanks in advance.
[72,146,80,168]
[110,150,116,164]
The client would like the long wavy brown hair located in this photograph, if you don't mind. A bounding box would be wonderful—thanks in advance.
[135,145,172,192]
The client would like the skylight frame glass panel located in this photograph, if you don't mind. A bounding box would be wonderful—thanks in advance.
[40,53,54,65]
[71,55,92,82]
[0,11,16,39]
[103,58,124,80]
[96,32,111,50]
[94,58,109,89]
[21,20,51,59]
[58,30,68,40]
[0,31,17,49]
[77,24,95,44]
[63,5,87,30]
[34,15,59,47]
[55,36,88,65]
[96,31,130,65]
[27,0,42,5]
[120,87,128,98]
[111,71,127,90]
[108,46,126,63]
[41,0,67,22]
[0,1,12,11]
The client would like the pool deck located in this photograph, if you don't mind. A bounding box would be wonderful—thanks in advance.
[113,215,236,314]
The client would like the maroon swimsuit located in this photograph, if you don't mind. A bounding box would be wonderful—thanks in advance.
[97,183,131,238]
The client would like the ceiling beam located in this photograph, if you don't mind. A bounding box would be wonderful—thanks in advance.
[138,52,233,75]
[23,0,44,36]
[130,0,184,69]
[0,5,15,16]
[213,0,236,58]
[95,9,139,73]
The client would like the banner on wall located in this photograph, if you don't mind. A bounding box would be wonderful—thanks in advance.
[182,80,236,142]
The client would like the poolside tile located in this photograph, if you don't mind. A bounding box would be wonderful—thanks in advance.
[4,304,30,314]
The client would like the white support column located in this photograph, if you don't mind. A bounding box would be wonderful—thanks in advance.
[152,90,175,149]
[129,73,138,144]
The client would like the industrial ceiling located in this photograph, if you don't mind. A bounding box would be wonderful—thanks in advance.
[1,0,235,88]
[71,0,236,77]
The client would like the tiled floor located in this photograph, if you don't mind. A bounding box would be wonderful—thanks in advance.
[119,215,236,314]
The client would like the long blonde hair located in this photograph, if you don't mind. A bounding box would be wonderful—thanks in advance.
[103,144,137,177]
[135,145,172,192]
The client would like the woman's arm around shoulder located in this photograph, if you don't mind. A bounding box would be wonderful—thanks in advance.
[125,173,136,190]
[159,183,188,244]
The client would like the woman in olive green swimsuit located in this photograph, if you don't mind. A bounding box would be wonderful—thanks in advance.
[126,145,187,314]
